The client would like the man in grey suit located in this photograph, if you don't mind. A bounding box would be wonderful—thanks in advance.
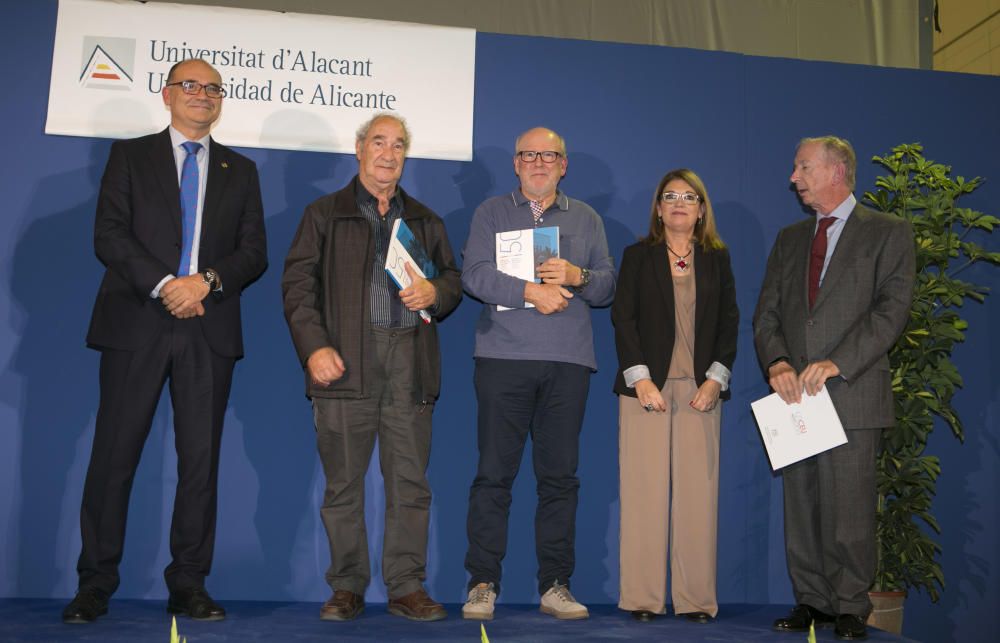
[754,136,914,641]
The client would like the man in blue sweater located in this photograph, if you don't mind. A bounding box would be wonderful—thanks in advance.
[460,127,615,620]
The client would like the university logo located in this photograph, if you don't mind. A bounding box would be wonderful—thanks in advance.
[80,36,135,90]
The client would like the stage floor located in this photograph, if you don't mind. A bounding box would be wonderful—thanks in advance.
[0,600,921,642]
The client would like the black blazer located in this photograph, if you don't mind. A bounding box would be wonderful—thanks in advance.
[86,128,267,358]
[612,241,738,398]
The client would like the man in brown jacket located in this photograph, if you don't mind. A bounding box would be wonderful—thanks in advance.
[282,113,461,622]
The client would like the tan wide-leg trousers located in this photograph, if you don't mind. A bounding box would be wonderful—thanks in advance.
[618,377,721,616]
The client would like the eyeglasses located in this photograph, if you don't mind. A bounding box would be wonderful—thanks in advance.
[660,191,701,204]
[516,150,562,163]
[165,80,226,99]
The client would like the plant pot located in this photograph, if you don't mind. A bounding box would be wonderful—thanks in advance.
[867,590,906,634]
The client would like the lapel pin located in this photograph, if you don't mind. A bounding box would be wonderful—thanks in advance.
[221,161,229,168]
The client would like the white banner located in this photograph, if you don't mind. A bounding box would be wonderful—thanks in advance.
[46,0,476,160]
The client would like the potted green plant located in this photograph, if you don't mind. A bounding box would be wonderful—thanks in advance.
[862,143,999,634]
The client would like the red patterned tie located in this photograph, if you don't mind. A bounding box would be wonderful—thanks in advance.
[808,216,836,309]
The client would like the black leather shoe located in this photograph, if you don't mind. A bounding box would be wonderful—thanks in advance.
[631,610,656,622]
[835,614,868,640]
[62,587,109,623]
[773,604,835,632]
[683,611,712,623]
[167,587,226,621]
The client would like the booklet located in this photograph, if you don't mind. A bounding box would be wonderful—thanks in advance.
[385,218,438,323]
[495,226,560,311]
[750,386,848,470]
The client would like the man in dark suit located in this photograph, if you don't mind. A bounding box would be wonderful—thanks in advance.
[754,136,914,641]
[62,58,267,624]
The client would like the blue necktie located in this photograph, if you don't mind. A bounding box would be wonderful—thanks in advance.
[178,141,202,276]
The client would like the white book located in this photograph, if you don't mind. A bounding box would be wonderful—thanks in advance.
[750,386,848,470]
[495,226,559,311]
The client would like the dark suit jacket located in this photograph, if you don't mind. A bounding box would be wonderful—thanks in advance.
[86,128,267,358]
[753,203,915,429]
[612,241,739,398]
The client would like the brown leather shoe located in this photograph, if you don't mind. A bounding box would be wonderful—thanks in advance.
[387,588,447,621]
[320,590,364,621]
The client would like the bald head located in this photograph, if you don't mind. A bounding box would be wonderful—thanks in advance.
[515,127,566,156]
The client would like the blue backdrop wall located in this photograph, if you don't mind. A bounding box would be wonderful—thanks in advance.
[2,3,998,641]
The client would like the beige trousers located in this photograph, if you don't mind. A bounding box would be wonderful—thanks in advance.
[618,377,721,616]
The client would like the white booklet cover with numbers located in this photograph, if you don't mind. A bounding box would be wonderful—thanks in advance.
[495,227,559,311]
[750,386,847,470]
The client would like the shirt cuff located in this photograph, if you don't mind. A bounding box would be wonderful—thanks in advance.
[623,364,651,388]
[705,361,731,391]
[151,274,175,299]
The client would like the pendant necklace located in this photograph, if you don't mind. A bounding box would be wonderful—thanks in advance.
[666,243,692,272]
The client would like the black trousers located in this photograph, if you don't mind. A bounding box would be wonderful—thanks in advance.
[464,357,591,596]
[76,319,234,594]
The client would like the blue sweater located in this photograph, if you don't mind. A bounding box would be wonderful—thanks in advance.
[461,190,616,370]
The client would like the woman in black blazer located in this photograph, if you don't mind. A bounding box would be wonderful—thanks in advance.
[612,168,738,623]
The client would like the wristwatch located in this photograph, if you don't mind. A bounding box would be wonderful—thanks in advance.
[573,267,591,292]
[201,268,221,292]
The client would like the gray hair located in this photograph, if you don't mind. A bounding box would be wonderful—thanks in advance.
[798,135,857,190]
[356,112,411,153]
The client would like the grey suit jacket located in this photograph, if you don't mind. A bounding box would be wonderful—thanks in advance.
[753,202,915,429]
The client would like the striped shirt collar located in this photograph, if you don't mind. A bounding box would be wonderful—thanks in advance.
[355,178,404,212]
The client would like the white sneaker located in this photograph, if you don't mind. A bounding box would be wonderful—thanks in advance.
[462,582,496,620]
[540,582,589,620]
